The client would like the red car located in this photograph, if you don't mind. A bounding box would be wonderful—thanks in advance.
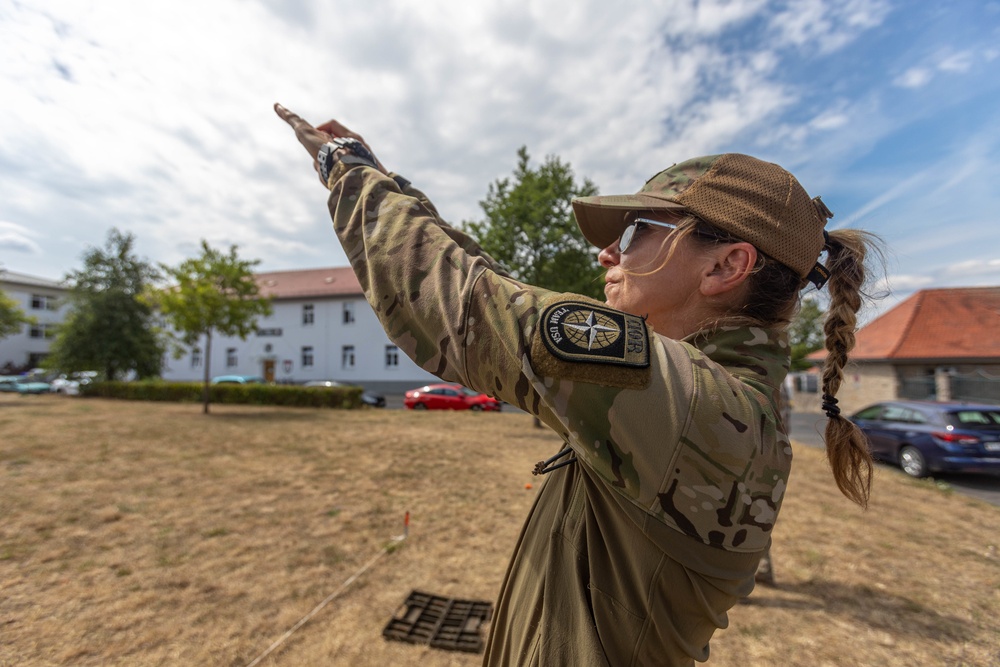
[403,383,501,411]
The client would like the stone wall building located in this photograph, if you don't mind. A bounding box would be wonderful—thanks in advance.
[795,287,1000,414]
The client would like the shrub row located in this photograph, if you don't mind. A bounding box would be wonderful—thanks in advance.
[80,381,364,408]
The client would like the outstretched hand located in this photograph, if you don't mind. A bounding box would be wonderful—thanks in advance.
[273,103,386,184]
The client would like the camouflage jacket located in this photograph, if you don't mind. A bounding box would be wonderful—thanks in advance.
[325,163,792,666]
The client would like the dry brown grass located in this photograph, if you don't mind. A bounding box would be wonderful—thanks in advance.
[1,394,997,667]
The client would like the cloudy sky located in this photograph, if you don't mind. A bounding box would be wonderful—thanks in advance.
[1,0,998,317]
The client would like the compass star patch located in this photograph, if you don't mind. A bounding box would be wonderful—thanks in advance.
[540,301,649,367]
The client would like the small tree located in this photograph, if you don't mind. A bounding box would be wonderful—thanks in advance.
[46,229,165,380]
[790,297,825,371]
[0,289,32,341]
[157,241,272,414]
[464,146,603,300]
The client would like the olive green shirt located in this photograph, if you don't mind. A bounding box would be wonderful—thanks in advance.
[324,163,793,666]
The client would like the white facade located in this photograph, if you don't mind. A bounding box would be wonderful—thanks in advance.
[0,270,69,372]
[160,294,438,393]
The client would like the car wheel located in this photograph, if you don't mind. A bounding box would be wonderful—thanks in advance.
[899,445,928,478]
[470,404,482,412]
[413,402,428,410]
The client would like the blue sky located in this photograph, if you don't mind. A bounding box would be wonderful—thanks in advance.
[1,0,998,319]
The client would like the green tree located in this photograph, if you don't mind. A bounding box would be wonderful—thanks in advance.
[0,288,32,341]
[46,229,165,380]
[790,297,825,371]
[157,241,272,414]
[464,146,603,299]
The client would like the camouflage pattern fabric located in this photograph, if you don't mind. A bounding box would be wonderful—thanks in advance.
[325,161,792,666]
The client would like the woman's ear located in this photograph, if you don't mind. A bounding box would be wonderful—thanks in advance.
[700,242,757,297]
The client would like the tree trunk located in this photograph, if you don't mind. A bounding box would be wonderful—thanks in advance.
[202,331,211,415]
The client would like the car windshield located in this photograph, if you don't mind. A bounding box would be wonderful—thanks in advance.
[460,387,480,397]
[945,410,1000,429]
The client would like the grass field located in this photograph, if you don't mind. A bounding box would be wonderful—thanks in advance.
[1,394,998,666]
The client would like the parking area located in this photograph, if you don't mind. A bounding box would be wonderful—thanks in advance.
[790,411,1000,506]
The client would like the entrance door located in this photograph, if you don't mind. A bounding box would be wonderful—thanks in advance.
[263,359,276,383]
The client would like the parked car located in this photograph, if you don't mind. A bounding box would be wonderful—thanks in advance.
[302,380,386,408]
[850,400,1000,478]
[404,383,501,411]
[0,376,52,395]
[210,375,265,385]
[50,371,99,396]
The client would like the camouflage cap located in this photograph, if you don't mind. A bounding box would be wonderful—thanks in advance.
[573,154,831,284]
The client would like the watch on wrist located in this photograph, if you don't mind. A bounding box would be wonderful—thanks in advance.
[317,138,380,184]
[332,137,378,168]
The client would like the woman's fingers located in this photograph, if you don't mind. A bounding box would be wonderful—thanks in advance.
[316,119,361,141]
[274,103,329,159]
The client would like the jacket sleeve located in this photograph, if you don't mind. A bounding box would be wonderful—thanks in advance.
[325,163,692,504]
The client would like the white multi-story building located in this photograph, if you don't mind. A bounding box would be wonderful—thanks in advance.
[0,270,69,372]
[160,267,437,393]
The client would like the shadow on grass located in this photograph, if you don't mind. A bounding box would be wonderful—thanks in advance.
[742,578,972,643]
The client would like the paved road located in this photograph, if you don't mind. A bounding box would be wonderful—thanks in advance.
[790,412,1000,507]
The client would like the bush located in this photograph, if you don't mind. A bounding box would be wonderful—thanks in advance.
[81,381,364,408]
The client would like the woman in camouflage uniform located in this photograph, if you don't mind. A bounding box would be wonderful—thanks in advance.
[276,104,878,666]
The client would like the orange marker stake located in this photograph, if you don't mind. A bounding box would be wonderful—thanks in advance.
[404,511,410,539]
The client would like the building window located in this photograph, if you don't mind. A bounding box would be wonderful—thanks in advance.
[29,323,56,339]
[302,304,314,325]
[385,345,399,368]
[31,294,57,311]
[226,347,237,367]
[191,347,202,368]
[341,345,355,369]
[301,346,314,368]
[343,301,355,324]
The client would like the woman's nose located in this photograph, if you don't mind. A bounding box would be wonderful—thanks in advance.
[598,241,620,268]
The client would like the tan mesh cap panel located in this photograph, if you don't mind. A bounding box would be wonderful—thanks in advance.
[674,154,825,277]
[572,153,828,279]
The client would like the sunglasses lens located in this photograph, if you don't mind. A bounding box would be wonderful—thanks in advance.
[619,224,637,253]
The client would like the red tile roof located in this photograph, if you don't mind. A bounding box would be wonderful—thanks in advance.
[812,287,1000,361]
[254,267,362,300]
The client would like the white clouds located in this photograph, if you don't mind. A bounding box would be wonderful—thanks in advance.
[0,222,43,255]
[769,0,892,53]
[893,67,933,89]
[0,0,994,309]
[894,48,988,88]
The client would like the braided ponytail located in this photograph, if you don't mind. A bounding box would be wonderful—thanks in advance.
[821,229,881,507]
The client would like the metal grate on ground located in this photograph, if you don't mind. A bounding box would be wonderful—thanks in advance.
[382,590,493,653]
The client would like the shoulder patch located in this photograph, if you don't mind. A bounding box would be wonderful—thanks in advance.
[539,301,650,368]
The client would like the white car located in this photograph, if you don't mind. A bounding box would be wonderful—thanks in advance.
[50,371,99,396]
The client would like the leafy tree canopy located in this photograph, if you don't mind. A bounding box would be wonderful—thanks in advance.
[464,146,603,299]
[790,297,826,371]
[45,228,164,380]
[0,288,32,341]
[156,241,272,413]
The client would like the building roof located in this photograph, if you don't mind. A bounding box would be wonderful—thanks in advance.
[0,269,67,291]
[813,287,1000,362]
[254,266,362,299]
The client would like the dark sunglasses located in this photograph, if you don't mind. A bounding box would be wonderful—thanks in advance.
[617,217,682,254]
[618,216,729,254]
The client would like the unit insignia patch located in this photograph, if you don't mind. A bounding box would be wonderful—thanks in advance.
[540,301,649,367]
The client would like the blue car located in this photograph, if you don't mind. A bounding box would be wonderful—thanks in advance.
[0,376,52,395]
[850,400,1000,478]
